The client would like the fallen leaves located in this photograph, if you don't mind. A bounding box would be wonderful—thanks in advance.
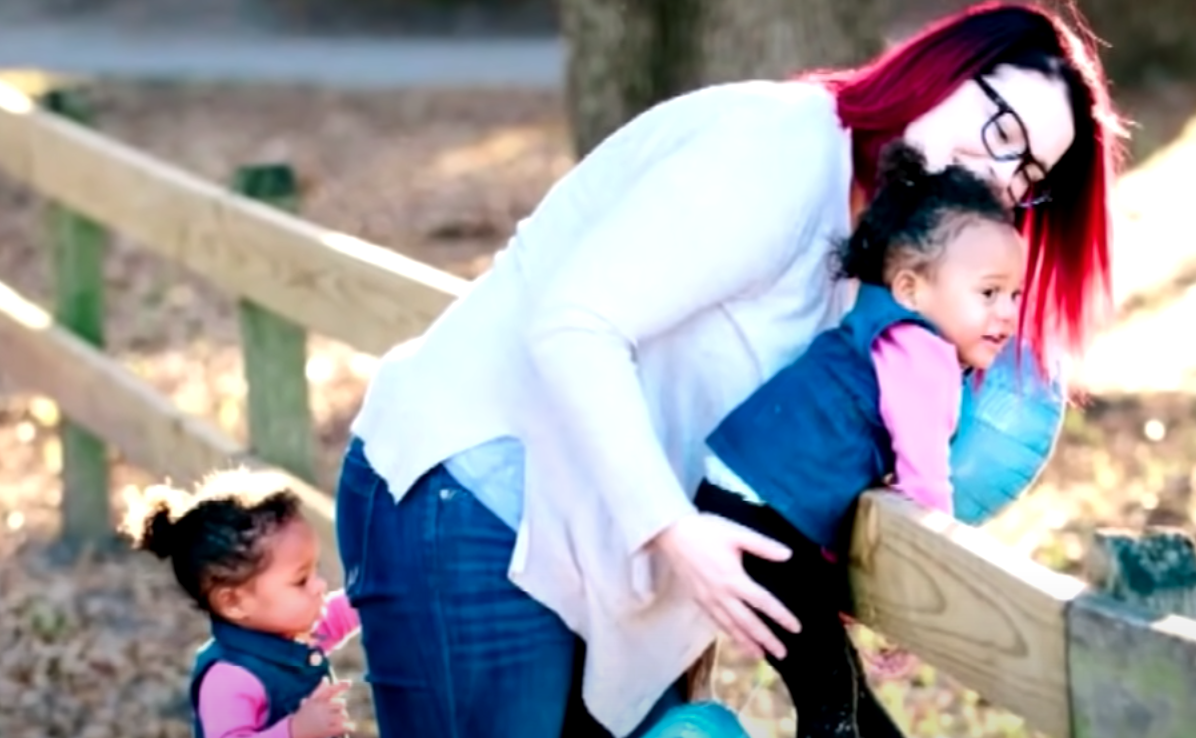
[0,542,201,738]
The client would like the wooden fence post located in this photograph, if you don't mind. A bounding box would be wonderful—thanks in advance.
[41,87,112,548]
[1066,527,1196,738]
[1086,527,1196,618]
[231,164,316,484]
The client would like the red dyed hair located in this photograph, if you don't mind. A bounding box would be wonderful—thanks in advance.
[800,1,1127,373]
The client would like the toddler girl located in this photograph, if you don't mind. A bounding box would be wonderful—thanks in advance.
[122,470,360,738]
[695,141,1025,737]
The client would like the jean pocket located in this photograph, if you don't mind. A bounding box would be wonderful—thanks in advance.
[334,439,385,600]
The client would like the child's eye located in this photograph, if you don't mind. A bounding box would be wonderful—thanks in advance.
[980,287,998,300]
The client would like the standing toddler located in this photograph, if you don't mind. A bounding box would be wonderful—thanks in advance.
[123,470,359,738]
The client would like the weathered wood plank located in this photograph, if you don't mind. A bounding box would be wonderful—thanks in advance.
[0,278,341,586]
[1066,594,1196,738]
[41,87,112,546]
[848,492,1086,738]
[0,80,466,356]
[0,278,240,486]
[233,164,316,483]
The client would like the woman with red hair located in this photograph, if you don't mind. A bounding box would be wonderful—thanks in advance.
[333,2,1124,737]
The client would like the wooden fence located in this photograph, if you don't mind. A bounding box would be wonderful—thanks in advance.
[1,78,1195,738]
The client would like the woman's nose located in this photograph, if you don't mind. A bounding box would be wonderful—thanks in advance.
[993,160,1024,204]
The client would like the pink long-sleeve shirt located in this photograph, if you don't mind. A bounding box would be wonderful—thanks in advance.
[195,592,360,738]
[871,321,962,516]
[844,321,960,681]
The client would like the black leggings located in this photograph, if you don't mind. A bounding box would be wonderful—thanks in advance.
[694,480,907,738]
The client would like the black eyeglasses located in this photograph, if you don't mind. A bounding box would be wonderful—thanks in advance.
[974,76,1052,209]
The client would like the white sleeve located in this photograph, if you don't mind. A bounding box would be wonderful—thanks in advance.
[526,93,846,553]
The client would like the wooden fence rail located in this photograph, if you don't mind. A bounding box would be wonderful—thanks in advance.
[1,78,1195,738]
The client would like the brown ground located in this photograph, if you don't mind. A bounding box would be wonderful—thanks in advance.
[2,75,1196,738]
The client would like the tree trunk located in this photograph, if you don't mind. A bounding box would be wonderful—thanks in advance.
[561,0,884,159]
[557,0,660,157]
[675,0,883,88]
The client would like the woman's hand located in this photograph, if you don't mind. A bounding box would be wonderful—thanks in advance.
[650,513,800,660]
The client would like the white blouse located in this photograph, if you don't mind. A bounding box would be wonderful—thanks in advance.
[350,78,855,736]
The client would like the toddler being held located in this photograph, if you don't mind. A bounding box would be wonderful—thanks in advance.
[695,140,1027,737]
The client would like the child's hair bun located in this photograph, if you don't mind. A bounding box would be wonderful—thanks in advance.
[140,503,177,560]
[874,141,932,194]
[120,483,188,561]
[834,138,1009,286]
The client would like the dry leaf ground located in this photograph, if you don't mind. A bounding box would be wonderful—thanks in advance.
[2,78,1196,738]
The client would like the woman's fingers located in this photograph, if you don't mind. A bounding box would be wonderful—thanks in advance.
[737,576,801,635]
[727,521,793,564]
[653,513,805,661]
[705,598,763,660]
[720,517,801,636]
[722,595,787,661]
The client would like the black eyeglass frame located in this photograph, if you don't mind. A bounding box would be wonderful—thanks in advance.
[974,75,1052,209]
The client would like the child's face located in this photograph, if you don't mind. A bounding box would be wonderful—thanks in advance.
[214,517,329,639]
[893,218,1025,370]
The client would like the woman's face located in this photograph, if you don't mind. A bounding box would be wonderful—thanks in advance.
[904,64,1076,208]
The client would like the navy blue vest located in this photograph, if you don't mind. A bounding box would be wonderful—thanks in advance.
[189,617,335,738]
[706,283,942,551]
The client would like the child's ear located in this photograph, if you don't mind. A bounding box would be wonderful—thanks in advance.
[210,585,248,621]
[889,269,922,310]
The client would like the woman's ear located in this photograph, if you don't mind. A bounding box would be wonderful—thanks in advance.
[890,268,923,311]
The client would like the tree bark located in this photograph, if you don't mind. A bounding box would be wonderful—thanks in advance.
[675,0,883,88]
[561,0,884,159]
[558,0,660,157]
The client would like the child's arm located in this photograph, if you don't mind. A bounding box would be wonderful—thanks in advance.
[196,662,292,738]
[198,663,351,738]
[312,589,360,652]
[871,322,962,515]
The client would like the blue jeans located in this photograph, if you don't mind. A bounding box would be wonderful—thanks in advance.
[334,438,683,738]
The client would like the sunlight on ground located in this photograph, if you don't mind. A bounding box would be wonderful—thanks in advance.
[427,124,571,180]
[0,69,87,96]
